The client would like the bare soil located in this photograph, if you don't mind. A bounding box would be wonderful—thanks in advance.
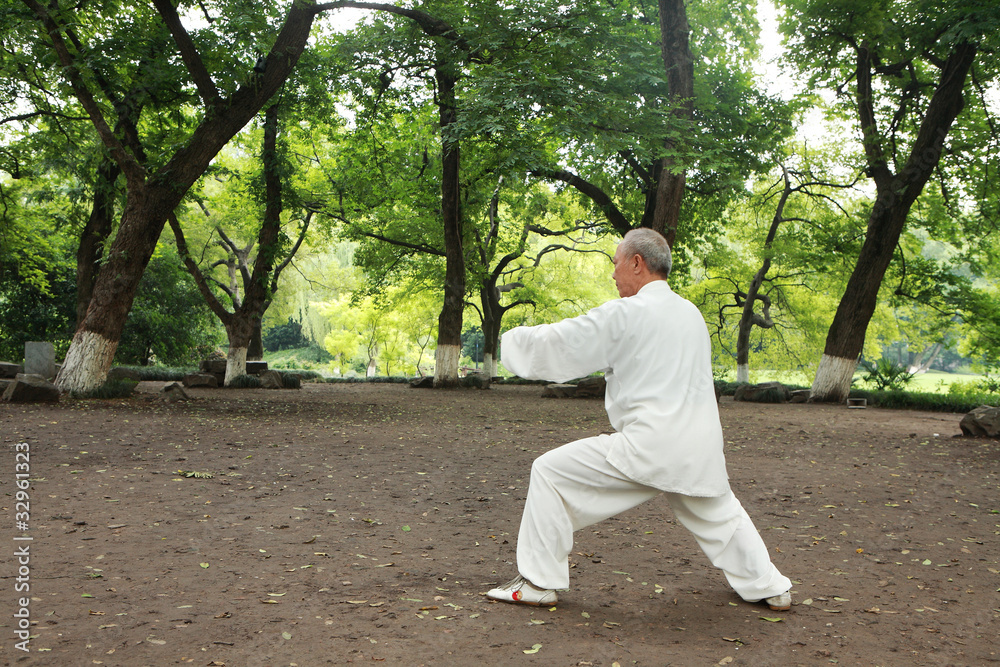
[2,382,998,667]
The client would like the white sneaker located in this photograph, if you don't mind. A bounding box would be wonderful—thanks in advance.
[764,590,792,611]
[486,575,558,607]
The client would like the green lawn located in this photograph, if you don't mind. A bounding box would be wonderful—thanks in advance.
[730,368,983,394]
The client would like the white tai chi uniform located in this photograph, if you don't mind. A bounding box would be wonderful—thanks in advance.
[501,280,790,601]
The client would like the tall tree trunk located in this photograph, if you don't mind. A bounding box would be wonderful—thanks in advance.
[247,320,264,361]
[433,63,464,388]
[650,0,694,247]
[810,41,977,402]
[60,188,177,392]
[76,155,121,326]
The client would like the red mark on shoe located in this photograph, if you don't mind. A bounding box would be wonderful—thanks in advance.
[512,590,522,601]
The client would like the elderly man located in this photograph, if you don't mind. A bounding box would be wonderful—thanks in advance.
[487,228,791,611]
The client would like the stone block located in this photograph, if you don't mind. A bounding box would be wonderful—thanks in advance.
[789,389,811,403]
[246,361,268,375]
[0,362,22,378]
[259,370,284,389]
[182,373,218,388]
[24,342,55,380]
[161,382,191,402]
[734,381,791,403]
[960,405,1000,438]
[200,359,228,374]
[542,383,577,398]
[3,374,60,403]
[575,376,606,398]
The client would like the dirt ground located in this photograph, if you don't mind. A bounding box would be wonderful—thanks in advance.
[1,381,998,667]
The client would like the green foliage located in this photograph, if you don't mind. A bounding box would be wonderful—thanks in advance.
[116,247,221,366]
[228,374,262,389]
[859,358,915,391]
[112,365,195,381]
[0,261,76,361]
[849,387,999,412]
[70,379,138,400]
[461,327,485,363]
[280,372,302,389]
[265,345,332,370]
[263,318,310,352]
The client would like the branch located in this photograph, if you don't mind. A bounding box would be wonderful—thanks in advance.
[356,229,446,256]
[168,212,233,323]
[150,0,220,108]
[531,244,610,267]
[313,1,469,51]
[1,109,90,125]
[20,0,144,182]
[530,167,633,236]
[856,40,892,186]
[272,209,314,288]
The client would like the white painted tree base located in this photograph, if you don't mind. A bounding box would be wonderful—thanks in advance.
[482,353,497,378]
[225,346,248,386]
[810,354,858,402]
[736,364,749,384]
[434,344,461,387]
[56,330,117,394]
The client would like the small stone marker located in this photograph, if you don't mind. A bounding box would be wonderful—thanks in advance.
[542,383,577,398]
[161,382,191,402]
[24,342,55,380]
[259,369,285,389]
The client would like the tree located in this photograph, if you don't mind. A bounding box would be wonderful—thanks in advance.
[17,0,326,392]
[730,161,860,382]
[171,104,314,384]
[526,0,792,277]
[778,0,1000,401]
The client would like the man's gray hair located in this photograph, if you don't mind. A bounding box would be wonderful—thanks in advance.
[620,228,672,278]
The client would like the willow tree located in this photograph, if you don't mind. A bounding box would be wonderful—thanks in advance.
[778,0,1000,402]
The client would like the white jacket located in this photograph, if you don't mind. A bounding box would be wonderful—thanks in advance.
[501,280,730,497]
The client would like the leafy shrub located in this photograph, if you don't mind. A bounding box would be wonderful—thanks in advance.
[70,379,138,400]
[228,374,261,389]
[860,358,914,391]
[115,365,196,381]
[849,388,999,412]
[280,373,302,389]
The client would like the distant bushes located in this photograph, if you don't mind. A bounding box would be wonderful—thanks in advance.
[847,388,999,412]
[113,365,195,381]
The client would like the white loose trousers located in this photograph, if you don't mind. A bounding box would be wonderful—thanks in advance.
[516,433,791,601]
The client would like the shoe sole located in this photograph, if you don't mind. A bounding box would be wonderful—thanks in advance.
[767,602,791,611]
[487,595,557,607]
